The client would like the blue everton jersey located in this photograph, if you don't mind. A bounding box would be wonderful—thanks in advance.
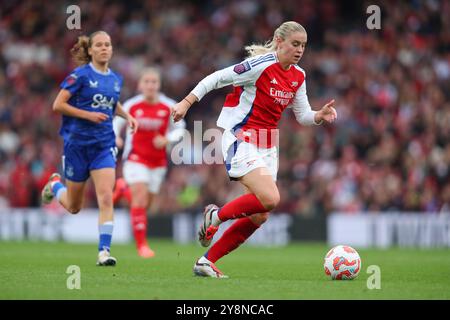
[59,63,123,147]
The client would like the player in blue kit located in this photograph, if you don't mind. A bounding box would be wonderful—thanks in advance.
[41,31,138,266]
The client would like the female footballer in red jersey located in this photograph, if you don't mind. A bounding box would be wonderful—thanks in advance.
[113,68,185,258]
[172,21,337,278]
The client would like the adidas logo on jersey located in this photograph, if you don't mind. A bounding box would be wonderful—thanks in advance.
[270,78,278,85]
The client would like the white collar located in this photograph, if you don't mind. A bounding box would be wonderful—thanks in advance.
[89,62,110,75]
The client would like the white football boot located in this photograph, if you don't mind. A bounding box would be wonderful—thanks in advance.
[193,256,228,278]
[96,250,117,266]
[198,204,220,247]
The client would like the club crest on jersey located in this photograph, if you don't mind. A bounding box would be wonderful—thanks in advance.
[66,165,74,177]
[89,80,98,88]
[233,61,251,75]
[291,81,298,87]
[114,81,120,92]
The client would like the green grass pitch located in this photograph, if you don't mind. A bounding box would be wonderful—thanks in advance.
[0,240,449,299]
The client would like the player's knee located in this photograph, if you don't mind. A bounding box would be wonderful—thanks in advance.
[131,194,148,208]
[66,200,82,214]
[260,192,280,211]
[131,200,148,209]
[68,207,81,214]
[97,192,113,209]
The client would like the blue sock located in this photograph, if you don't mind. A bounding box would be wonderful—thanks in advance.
[98,221,114,252]
[51,181,67,201]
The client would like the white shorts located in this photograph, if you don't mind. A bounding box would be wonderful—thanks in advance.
[222,130,278,181]
[123,161,167,194]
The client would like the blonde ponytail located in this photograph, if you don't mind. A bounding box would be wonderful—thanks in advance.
[244,39,276,58]
[245,21,306,58]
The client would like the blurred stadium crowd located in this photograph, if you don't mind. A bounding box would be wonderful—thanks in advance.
[0,0,449,215]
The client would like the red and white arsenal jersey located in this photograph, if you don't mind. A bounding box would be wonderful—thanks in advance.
[191,52,319,148]
[113,93,185,168]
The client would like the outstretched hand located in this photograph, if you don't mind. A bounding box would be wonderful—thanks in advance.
[172,101,190,122]
[318,99,337,123]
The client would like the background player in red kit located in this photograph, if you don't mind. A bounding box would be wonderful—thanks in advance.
[172,21,337,277]
[113,67,185,258]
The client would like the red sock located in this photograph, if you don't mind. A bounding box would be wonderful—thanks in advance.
[113,178,132,205]
[112,188,122,205]
[123,187,132,204]
[205,217,260,263]
[217,193,266,222]
[130,207,147,248]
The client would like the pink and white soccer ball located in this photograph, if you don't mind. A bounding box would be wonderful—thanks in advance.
[323,245,361,280]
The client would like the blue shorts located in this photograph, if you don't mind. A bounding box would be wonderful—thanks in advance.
[62,142,118,182]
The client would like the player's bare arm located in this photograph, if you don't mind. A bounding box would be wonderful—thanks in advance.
[53,89,109,124]
[115,101,138,133]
